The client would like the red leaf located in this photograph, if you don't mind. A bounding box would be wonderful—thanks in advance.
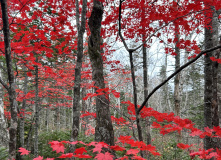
[33,156,43,160]
[110,145,126,151]
[48,141,65,153]
[27,71,32,77]
[93,143,103,153]
[58,153,73,158]
[151,122,161,128]
[18,147,30,155]
[126,149,139,155]
[74,154,92,158]
[177,143,192,149]
[95,152,114,160]
[74,147,87,154]
[112,90,120,98]
[46,52,53,58]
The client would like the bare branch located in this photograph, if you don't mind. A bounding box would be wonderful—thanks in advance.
[137,45,221,114]
[0,77,9,91]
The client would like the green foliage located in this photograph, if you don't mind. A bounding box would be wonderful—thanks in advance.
[38,130,71,158]
[0,147,8,160]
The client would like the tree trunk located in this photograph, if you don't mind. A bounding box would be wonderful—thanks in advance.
[0,64,8,149]
[0,1,18,159]
[174,24,181,117]
[20,66,28,148]
[142,43,151,158]
[129,51,144,157]
[88,0,114,146]
[81,86,87,134]
[70,0,87,156]
[204,6,219,150]
[34,56,39,157]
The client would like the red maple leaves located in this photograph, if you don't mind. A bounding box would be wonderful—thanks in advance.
[18,147,30,155]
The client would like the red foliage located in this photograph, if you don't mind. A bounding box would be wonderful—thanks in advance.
[18,147,30,155]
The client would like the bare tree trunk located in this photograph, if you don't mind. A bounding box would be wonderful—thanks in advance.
[211,10,219,127]
[143,43,151,159]
[0,1,18,159]
[34,56,39,157]
[20,66,28,147]
[174,25,181,117]
[81,86,87,134]
[88,0,114,146]
[129,51,144,157]
[0,64,9,149]
[204,6,219,150]
[70,0,87,156]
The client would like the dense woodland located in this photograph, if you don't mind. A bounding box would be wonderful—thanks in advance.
[0,0,221,159]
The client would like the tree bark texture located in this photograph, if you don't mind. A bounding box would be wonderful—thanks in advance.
[129,51,144,157]
[174,27,181,117]
[19,66,28,148]
[0,0,18,159]
[71,0,87,142]
[204,7,219,150]
[0,67,9,148]
[88,0,114,146]
[34,56,39,157]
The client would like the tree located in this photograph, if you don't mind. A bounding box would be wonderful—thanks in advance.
[71,0,87,152]
[0,0,18,159]
[204,5,220,150]
[88,0,114,146]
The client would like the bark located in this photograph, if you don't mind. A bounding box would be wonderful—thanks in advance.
[174,30,181,117]
[88,0,114,146]
[70,0,87,156]
[81,86,87,134]
[204,7,219,150]
[1,1,18,159]
[129,51,144,157]
[142,43,151,159]
[19,66,28,147]
[211,10,219,127]
[0,64,9,148]
[34,56,39,157]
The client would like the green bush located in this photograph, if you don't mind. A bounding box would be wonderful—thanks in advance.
[0,147,8,160]
[38,130,71,159]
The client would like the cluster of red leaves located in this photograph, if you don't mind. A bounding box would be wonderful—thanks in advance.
[83,87,120,100]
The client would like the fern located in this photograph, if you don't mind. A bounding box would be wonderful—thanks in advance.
[0,147,8,160]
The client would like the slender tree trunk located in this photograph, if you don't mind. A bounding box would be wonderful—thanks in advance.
[88,0,114,146]
[0,64,8,149]
[34,56,39,157]
[129,51,144,157]
[81,86,87,134]
[70,0,87,156]
[1,1,18,159]
[143,43,151,158]
[20,66,28,147]
[174,24,181,117]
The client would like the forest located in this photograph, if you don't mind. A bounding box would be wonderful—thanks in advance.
[0,0,221,159]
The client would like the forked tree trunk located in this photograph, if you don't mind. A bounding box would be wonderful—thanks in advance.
[0,0,18,159]
[88,0,114,146]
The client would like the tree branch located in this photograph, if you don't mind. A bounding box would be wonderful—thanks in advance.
[137,45,221,114]
[0,77,9,91]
